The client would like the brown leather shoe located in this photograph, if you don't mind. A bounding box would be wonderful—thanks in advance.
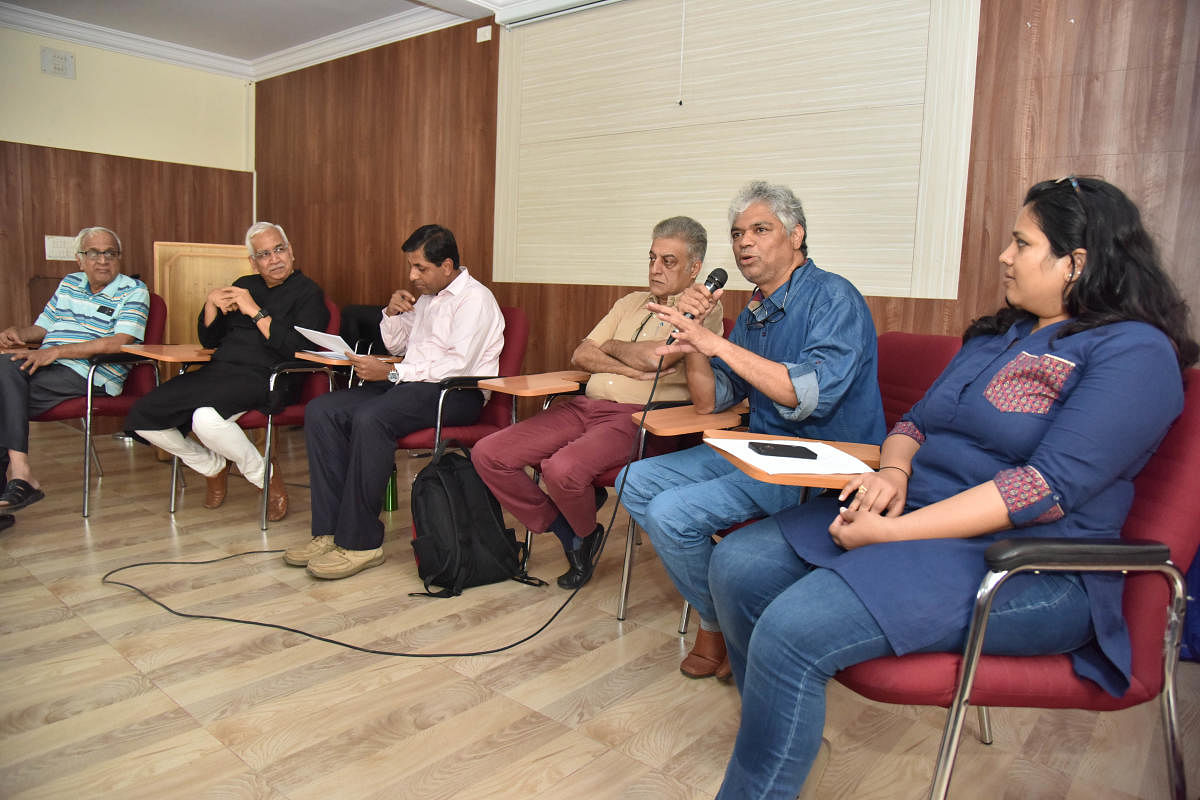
[204,464,230,509]
[714,654,733,683]
[264,458,288,521]
[680,628,727,678]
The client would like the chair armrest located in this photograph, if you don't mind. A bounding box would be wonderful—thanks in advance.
[438,375,497,390]
[270,360,336,377]
[984,537,1172,573]
[267,361,335,392]
[88,352,156,366]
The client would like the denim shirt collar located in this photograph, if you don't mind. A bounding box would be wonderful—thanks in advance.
[749,258,811,324]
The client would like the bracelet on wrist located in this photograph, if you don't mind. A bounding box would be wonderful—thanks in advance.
[878,465,911,479]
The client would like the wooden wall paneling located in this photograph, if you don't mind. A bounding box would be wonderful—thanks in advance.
[951,0,1200,339]
[255,21,499,317]
[0,141,253,333]
[0,141,33,328]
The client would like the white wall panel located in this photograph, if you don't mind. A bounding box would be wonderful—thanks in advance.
[496,0,978,298]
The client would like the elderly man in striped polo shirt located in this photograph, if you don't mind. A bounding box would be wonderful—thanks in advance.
[0,226,149,514]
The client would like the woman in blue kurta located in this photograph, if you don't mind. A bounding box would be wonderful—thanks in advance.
[707,177,1199,799]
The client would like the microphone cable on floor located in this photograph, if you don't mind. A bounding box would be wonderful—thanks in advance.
[101,356,670,658]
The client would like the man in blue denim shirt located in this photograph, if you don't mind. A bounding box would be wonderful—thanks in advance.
[619,180,885,679]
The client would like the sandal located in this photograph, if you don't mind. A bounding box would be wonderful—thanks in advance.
[0,479,45,511]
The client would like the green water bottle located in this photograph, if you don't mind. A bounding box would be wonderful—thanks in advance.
[383,466,399,512]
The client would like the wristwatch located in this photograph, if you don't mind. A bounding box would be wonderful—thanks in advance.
[387,366,402,384]
[251,309,270,322]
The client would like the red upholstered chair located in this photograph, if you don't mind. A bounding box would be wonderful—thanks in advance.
[876,330,961,427]
[835,368,1200,799]
[393,306,530,457]
[167,297,340,531]
[30,292,167,517]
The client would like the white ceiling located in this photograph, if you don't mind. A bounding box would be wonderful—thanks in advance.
[0,0,588,79]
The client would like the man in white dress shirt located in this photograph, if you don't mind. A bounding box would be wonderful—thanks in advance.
[285,224,505,580]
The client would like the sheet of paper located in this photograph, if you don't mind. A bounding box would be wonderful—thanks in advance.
[294,325,353,355]
[705,437,872,476]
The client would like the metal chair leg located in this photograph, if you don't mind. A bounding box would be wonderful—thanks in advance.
[522,529,534,573]
[927,570,1008,800]
[81,434,92,517]
[1158,569,1189,800]
[260,415,274,531]
[975,706,992,745]
[81,379,95,517]
[169,455,181,513]
[678,601,691,635]
[616,515,638,620]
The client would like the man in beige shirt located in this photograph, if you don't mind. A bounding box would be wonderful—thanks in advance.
[472,216,723,589]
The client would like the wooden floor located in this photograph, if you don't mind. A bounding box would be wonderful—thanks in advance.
[2,421,1198,799]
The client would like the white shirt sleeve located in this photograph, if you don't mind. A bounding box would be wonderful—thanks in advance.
[379,307,415,356]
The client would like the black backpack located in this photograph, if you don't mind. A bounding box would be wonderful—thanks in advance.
[410,448,544,597]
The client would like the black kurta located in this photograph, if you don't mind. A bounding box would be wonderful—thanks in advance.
[126,270,329,433]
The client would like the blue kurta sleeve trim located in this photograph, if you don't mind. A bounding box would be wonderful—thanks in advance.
[995,465,1064,525]
[890,420,924,444]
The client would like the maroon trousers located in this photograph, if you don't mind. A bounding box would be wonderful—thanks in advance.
[471,396,642,537]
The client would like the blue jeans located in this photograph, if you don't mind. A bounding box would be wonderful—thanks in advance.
[709,518,1094,800]
[617,445,808,625]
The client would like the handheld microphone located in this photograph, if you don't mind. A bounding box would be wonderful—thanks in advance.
[665,268,727,345]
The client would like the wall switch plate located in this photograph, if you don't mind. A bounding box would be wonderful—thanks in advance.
[44,235,77,261]
[476,25,492,43]
[40,47,76,79]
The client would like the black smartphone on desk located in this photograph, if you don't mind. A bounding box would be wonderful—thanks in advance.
[748,441,817,459]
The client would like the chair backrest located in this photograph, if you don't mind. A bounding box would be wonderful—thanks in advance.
[124,292,168,397]
[475,306,530,429]
[1121,368,1200,688]
[322,295,341,339]
[296,296,342,403]
[876,331,961,428]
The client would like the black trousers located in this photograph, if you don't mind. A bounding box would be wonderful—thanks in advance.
[305,381,484,550]
[0,358,89,453]
[124,361,271,434]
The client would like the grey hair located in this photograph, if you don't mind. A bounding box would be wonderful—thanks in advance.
[244,221,290,256]
[728,180,808,256]
[74,226,122,255]
[652,216,708,263]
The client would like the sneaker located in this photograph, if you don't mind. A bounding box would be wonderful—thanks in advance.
[283,535,336,566]
[306,546,386,579]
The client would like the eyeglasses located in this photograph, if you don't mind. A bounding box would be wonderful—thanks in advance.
[1057,174,1081,194]
[252,243,289,261]
[78,249,121,261]
[1056,174,1088,227]
[746,275,794,330]
[747,305,786,329]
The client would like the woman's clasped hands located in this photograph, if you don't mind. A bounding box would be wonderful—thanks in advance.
[828,467,909,550]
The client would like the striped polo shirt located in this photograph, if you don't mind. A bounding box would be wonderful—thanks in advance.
[35,272,150,396]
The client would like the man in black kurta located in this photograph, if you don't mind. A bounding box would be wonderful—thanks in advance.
[127,222,328,520]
